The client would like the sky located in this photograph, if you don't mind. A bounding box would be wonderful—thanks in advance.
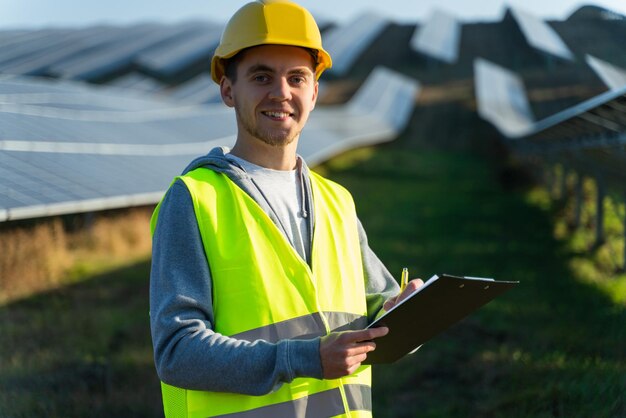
[2,0,626,30]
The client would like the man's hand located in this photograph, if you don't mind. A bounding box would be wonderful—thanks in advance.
[383,278,424,311]
[319,327,389,379]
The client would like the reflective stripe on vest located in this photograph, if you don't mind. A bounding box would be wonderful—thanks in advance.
[231,311,369,342]
[212,384,371,417]
[151,168,372,418]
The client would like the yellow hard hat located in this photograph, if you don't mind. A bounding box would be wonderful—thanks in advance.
[211,0,332,83]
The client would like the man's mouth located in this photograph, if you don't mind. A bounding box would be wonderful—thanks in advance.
[262,111,293,119]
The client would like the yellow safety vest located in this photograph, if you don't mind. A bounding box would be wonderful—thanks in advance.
[151,167,373,418]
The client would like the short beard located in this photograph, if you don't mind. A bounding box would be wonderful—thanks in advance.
[236,107,301,147]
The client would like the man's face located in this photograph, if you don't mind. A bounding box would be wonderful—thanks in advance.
[220,45,318,148]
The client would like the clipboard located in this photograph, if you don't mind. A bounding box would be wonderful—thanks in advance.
[365,274,518,364]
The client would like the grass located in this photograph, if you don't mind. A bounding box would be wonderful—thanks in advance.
[0,142,624,417]
[0,261,161,417]
[0,207,154,304]
[320,143,625,418]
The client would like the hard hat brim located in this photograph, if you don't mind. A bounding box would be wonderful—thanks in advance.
[211,43,332,84]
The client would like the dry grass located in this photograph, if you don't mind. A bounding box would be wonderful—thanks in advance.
[0,206,154,304]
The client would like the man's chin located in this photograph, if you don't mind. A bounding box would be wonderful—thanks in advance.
[257,131,300,147]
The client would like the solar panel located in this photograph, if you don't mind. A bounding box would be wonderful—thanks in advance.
[0,29,30,44]
[108,72,164,93]
[474,58,535,138]
[135,23,222,77]
[166,74,221,104]
[475,60,626,166]
[0,29,78,69]
[323,13,389,76]
[525,87,626,145]
[0,151,192,222]
[47,24,183,80]
[508,6,574,61]
[301,67,420,165]
[586,55,626,91]
[410,9,461,64]
[0,26,128,76]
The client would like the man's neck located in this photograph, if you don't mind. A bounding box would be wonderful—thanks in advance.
[230,139,298,171]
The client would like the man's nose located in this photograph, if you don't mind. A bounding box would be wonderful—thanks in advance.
[268,78,291,100]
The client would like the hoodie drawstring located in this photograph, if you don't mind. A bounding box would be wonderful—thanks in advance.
[297,157,308,219]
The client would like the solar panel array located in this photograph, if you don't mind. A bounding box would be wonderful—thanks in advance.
[0,75,233,221]
[0,66,420,222]
[474,51,626,255]
[0,21,223,104]
[474,58,626,148]
[2,5,626,226]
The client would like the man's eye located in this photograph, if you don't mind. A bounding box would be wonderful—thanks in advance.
[290,76,305,85]
[254,75,269,83]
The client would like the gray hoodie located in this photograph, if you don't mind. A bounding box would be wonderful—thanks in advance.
[150,146,398,395]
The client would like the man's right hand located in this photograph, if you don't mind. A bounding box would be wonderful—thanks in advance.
[319,327,389,379]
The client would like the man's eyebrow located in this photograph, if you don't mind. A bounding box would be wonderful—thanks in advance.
[288,68,314,76]
[246,64,275,75]
[245,64,314,77]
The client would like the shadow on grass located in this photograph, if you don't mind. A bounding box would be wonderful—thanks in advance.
[321,144,626,418]
[0,260,162,418]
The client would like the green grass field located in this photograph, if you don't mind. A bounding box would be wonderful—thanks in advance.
[322,145,625,417]
[1,143,624,417]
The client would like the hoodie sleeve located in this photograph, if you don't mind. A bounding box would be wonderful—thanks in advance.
[150,179,323,394]
[357,218,401,322]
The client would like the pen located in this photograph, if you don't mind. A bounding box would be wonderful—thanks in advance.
[400,267,409,292]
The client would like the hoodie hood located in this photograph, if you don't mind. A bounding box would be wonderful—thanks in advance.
[182,146,242,177]
[182,146,313,181]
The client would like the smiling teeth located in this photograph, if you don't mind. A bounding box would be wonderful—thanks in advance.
[265,111,290,118]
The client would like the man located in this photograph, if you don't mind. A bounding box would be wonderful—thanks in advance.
[150,1,421,417]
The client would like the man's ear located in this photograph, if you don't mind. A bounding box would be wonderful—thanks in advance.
[220,77,235,108]
[311,80,319,111]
